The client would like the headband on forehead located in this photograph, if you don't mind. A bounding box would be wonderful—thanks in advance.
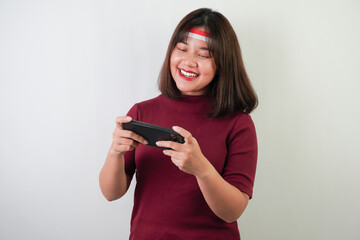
[188,28,212,42]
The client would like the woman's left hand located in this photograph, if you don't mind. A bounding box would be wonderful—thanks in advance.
[156,126,210,176]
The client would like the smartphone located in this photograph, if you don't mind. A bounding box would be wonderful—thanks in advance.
[122,120,185,149]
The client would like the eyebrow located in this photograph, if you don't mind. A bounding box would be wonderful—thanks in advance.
[200,47,210,51]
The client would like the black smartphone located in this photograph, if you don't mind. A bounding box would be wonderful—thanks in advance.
[122,120,185,149]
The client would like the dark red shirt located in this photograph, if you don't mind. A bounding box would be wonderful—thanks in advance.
[124,95,257,240]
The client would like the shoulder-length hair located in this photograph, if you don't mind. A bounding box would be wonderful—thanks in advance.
[158,8,258,117]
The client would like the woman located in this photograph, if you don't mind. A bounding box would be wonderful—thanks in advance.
[99,8,258,239]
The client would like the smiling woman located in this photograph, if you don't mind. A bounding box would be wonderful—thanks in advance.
[99,7,258,240]
[158,8,258,117]
[170,27,217,96]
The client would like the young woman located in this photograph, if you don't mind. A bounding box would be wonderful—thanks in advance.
[99,8,258,240]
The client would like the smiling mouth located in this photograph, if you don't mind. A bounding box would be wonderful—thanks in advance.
[179,69,199,80]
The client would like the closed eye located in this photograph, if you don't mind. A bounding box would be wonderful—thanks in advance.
[199,54,210,58]
[198,51,211,58]
[176,42,188,52]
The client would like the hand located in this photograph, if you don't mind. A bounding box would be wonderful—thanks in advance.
[110,116,148,155]
[156,126,210,176]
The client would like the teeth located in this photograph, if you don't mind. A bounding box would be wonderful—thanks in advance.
[180,69,198,78]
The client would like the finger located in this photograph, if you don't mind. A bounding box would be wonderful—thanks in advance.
[162,150,182,165]
[172,126,192,144]
[112,144,135,153]
[119,129,148,145]
[162,149,173,157]
[115,137,140,148]
[115,116,132,128]
[156,140,182,150]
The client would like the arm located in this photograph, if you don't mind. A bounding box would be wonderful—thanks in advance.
[99,116,147,201]
[156,126,249,223]
[99,150,131,201]
[195,160,249,223]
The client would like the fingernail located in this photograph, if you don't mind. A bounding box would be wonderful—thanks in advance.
[126,116,132,121]
[143,140,148,145]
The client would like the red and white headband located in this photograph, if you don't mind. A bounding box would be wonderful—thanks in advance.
[188,28,212,42]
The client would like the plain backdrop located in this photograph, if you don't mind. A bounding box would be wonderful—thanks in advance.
[1,0,359,239]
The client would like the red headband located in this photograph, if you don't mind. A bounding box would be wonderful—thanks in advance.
[188,28,212,42]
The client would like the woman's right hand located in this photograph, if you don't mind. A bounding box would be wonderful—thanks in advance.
[110,116,148,155]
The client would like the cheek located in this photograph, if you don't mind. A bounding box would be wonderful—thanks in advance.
[211,60,217,73]
[170,52,181,67]
[170,53,184,77]
[201,62,217,77]
[170,53,177,70]
[170,56,177,77]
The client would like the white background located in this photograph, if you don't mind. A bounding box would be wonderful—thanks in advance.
[1,0,359,239]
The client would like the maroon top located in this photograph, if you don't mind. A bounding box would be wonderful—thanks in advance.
[124,94,257,240]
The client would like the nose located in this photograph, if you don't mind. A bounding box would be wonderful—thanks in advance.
[183,52,197,68]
